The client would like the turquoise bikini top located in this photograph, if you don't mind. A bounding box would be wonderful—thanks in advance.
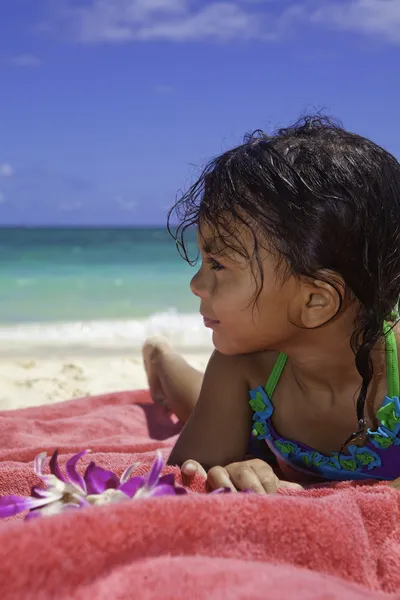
[249,323,400,481]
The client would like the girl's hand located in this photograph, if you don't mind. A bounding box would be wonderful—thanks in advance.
[390,477,400,490]
[181,458,303,493]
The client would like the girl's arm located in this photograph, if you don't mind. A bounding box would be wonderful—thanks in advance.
[168,350,252,469]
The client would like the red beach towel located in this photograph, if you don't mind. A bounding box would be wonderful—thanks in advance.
[0,390,399,599]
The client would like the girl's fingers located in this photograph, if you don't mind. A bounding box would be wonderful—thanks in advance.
[277,480,304,490]
[230,465,268,493]
[180,459,303,494]
[227,460,279,493]
[181,460,207,479]
[390,477,400,491]
[207,466,237,492]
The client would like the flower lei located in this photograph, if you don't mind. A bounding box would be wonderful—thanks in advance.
[0,449,226,520]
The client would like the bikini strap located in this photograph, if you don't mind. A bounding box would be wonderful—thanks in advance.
[264,321,399,400]
[265,353,287,398]
[384,321,400,398]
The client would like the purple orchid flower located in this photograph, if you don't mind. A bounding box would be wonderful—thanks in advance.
[0,449,189,520]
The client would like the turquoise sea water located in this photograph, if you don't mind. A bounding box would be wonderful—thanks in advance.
[1,227,198,323]
[0,228,211,350]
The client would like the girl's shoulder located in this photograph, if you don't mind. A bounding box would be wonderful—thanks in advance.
[238,350,281,390]
[205,349,279,390]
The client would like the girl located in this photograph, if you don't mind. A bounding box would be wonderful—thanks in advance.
[143,116,400,493]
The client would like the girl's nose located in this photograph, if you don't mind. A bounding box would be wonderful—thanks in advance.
[190,267,210,299]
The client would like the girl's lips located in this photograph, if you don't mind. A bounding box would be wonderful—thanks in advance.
[203,317,220,328]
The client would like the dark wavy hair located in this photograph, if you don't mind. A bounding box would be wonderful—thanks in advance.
[168,116,400,445]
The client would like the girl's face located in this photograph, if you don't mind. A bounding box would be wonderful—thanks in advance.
[190,222,300,355]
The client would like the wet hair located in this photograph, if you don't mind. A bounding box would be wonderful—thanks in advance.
[168,115,400,444]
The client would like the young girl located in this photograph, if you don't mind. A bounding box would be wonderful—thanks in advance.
[143,116,400,493]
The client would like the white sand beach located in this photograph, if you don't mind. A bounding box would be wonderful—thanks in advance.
[0,349,211,411]
[0,228,213,412]
[0,312,214,411]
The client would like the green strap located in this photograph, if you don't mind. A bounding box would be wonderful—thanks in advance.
[384,321,399,398]
[264,321,399,399]
[265,352,287,398]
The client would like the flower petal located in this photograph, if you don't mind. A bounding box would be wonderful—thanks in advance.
[119,462,139,484]
[37,500,67,517]
[63,502,83,510]
[118,476,145,498]
[158,473,175,486]
[65,450,89,492]
[76,496,91,508]
[84,462,120,495]
[0,495,50,518]
[31,486,55,499]
[49,449,66,482]
[146,484,186,498]
[33,452,47,477]
[145,452,164,489]
[88,489,127,506]
[24,510,41,521]
[39,474,66,495]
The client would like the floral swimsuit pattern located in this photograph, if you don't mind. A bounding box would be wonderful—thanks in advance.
[249,323,400,481]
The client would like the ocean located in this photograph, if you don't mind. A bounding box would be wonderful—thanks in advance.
[0,227,212,351]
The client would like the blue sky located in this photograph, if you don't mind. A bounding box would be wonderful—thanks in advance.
[0,0,399,226]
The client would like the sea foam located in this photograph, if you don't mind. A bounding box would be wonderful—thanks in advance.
[0,310,213,352]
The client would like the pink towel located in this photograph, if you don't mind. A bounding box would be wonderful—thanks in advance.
[0,390,399,600]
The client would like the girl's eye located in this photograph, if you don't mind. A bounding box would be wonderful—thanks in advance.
[206,257,224,271]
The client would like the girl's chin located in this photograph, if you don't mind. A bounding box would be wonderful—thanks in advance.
[212,331,244,356]
[212,331,266,356]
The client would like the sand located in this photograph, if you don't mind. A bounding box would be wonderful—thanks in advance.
[0,350,211,411]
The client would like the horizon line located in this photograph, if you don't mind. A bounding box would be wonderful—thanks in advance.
[0,224,175,229]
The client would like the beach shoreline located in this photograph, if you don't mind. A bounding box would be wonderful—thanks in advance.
[1,228,211,411]
[0,348,211,411]
[0,313,213,411]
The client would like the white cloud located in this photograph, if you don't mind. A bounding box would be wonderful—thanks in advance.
[59,0,271,42]
[310,0,400,43]
[4,54,42,68]
[0,163,14,177]
[53,0,400,44]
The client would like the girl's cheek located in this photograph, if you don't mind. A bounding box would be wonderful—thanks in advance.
[215,287,247,314]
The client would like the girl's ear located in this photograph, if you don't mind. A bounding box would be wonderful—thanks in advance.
[290,274,344,329]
